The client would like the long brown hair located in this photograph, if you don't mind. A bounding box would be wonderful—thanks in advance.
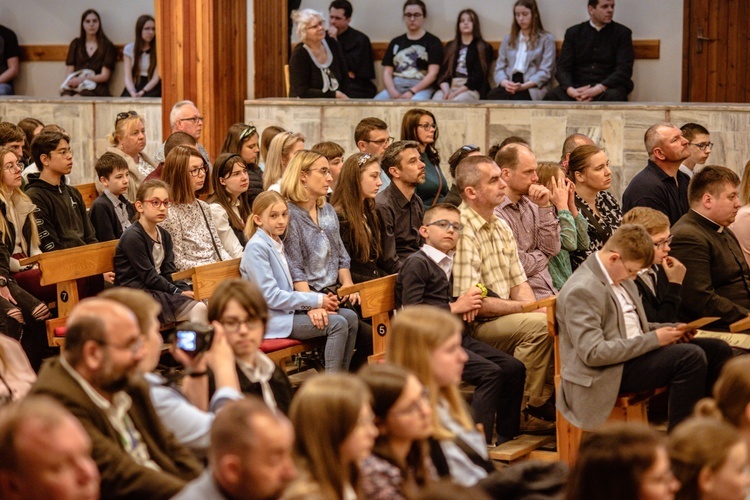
[209,153,251,234]
[131,15,157,85]
[134,179,171,221]
[162,145,211,205]
[439,9,491,83]
[401,109,440,167]
[220,123,258,163]
[509,0,547,49]
[76,9,111,60]
[330,153,382,263]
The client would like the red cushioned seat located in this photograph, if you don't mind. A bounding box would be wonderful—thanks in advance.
[259,338,303,353]
[54,327,67,337]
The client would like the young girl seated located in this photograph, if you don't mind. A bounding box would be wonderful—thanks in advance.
[359,363,436,499]
[208,153,250,258]
[283,373,378,499]
[241,191,356,373]
[114,179,207,324]
[159,145,230,271]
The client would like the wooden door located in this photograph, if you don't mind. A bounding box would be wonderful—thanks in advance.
[682,0,750,102]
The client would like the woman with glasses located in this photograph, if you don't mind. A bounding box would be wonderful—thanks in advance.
[486,0,555,101]
[62,9,116,97]
[115,179,206,325]
[331,152,387,284]
[206,278,293,414]
[433,9,493,102]
[443,144,482,206]
[568,144,622,270]
[160,145,230,272]
[289,8,349,99]
[102,111,156,200]
[220,123,263,207]
[375,0,443,101]
[208,154,251,258]
[0,146,51,371]
[283,373,378,499]
[401,109,448,208]
[359,363,437,499]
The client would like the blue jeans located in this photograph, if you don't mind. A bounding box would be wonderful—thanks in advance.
[290,308,358,372]
[374,76,434,100]
[0,83,13,95]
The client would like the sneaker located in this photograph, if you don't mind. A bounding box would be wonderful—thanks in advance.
[520,410,556,435]
[526,399,556,422]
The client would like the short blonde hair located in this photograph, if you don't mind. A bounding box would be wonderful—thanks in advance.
[622,207,670,236]
[280,150,326,209]
[263,132,305,190]
[108,114,144,147]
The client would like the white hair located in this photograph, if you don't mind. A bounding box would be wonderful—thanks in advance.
[291,9,325,43]
[169,100,197,129]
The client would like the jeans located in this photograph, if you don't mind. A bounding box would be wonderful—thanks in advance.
[0,83,13,96]
[374,76,434,100]
[290,308,358,372]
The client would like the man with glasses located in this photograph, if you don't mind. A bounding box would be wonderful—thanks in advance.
[154,100,211,168]
[26,130,98,251]
[623,122,692,226]
[557,224,707,431]
[680,122,713,179]
[496,144,564,299]
[355,117,393,191]
[31,298,202,498]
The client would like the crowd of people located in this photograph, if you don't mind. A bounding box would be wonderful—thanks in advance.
[1,1,750,500]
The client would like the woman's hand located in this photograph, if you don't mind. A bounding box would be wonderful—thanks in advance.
[342,291,361,306]
[182,290,195,299]
[335,91,349,99]
[0,285,16,305]
[308,308,330,329]
[321,292,340,312]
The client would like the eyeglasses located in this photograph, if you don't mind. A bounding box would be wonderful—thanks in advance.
[357,153,373,167]
[189,165,209,177]
[142,198,173,209]
[116,110,138,125]
[220,318,259,334]
[228,167,249,178]
[3,161,24,172]
[427,219,463,232]
[180,116,204,124]
[690,141,714,151]
[461,144,480,152]
[364,137,395,147]
[392,388,430,416]
[617,257,644,278]
[654,234,673,249]
[307,167,331,176]
[51,148,73,157]
[240,125,257,142]
[97,336,144,354]
[404,12,424,19]
[418,123,437,131]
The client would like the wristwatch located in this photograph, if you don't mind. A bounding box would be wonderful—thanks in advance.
[0,277,8,287]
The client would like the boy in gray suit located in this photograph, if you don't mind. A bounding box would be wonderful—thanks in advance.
[556,224,707,431]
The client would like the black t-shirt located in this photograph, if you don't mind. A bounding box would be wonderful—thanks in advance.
[382,32,444,80]
[0,25,20,76]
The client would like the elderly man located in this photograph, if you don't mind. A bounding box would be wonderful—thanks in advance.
[174,397,297,500]
[154,100,211,166]
[453,155,555,430]
[31,298,202,499]
[622,122,691,226]
[0,396,101,500]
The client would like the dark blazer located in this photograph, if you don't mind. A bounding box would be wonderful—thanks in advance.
[670,209,750,327]
[634,266,682,323]
[31,358,202,499]
[337,212,388,284]
[89,192,136,241]
[438,38,494,97]
[396,249,452,310]
[209,361,293,415]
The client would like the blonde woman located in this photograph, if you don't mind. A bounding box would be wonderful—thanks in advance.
[263,131,305,191]
[101,110,157,200]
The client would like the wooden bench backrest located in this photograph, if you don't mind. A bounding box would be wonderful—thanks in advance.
[21,240,117,287]
[191,258,242,301]
[339,274,397,359]
[75,183,99,210]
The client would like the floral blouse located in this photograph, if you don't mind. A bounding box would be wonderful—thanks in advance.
[570,190,622,270]
[159,199,231,271]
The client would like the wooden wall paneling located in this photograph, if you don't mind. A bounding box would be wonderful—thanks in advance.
[681,0,691,101]
[254,0,288,98]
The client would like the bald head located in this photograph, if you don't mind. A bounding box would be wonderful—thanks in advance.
[561,134,595,162]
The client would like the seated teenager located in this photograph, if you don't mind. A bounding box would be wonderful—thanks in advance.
[219,123,263,207]
[114,179,207,325]
[208,153,250,258]
[258,125,285,173]
[388,306,495,487]
[330,153,388,283]
[241,191,356,373]
[557,224,708,431]
[20,123,65,183]
[396,204,528,443]
[359,363,437,499]
[206,278,294,414]
[102,287,240,458]
[159,145,230,271]
[0,146,51,371]
[17,117,44,167]
[283,374,378,499]
[280,150,366,366]
[262,131,306,191]
[89,152,135,241]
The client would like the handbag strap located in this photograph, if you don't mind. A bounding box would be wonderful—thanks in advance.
[196,202,223,261]
[575,195,609,244]
[454,436,495,473]
[430,163,444,209]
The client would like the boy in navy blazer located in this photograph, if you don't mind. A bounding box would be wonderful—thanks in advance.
[89,152,135,241]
